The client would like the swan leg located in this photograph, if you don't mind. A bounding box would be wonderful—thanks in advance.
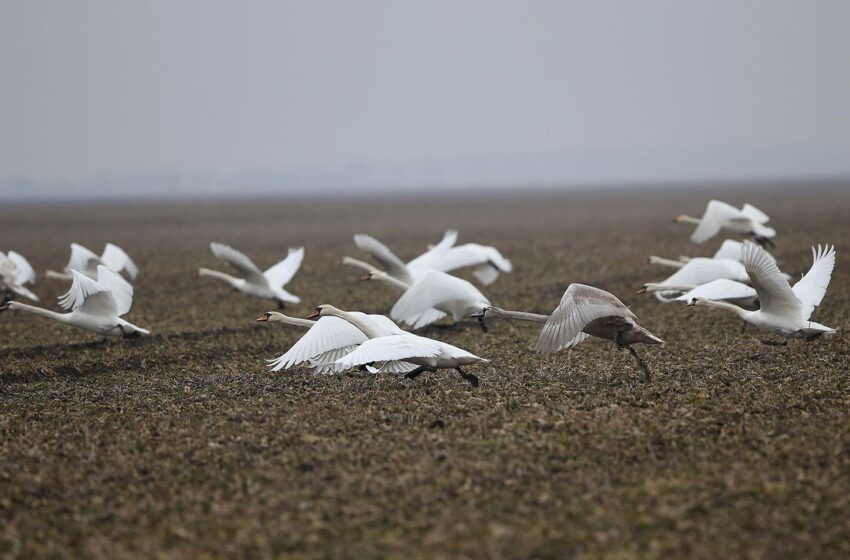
[277,300,285,310]
[760,338,788,346]
[455,367,480,388]
[477,317,488,333]
[626,345,652,382]
[740,320,747,334]
[404,366,432,380]
[753,235,775,249]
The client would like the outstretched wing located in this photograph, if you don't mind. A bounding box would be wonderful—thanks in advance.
[334,335,441,368]
[740,203,770,224]
[742,241,801,317]
[210,243,266,284]
[674,279,757,303]
[264,247,304,288]
[58,269,118,317]
[96,265,134,316]
[712,240,744,261]
[691,200,741,243]
[353,234,413,284]
[391,270,489,328]
[268,316,369,372]
[535,284,636,354]
[406,230,458,277]
[66,243,102,275]
[101,243,139,279]
[791,245,836,321]
[7,251,36,285]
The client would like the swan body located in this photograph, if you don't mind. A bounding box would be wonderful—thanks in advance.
[675,200,776,245]
[46,242,139,280]
[639,257,749,302]
[2,265,149,337]
[389,270,490,329]
[473,284,662,380]
[674,279,759,309]
[648,239,781,270]
[689,242,836,340]
[0,250,39,302]
[433,243,512,285]
[348,230,457,286]
[199,243,303,307]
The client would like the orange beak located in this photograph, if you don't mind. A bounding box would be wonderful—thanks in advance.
[307,309,321,319]
[191,270,199,278]
[360,274,371,281]
[635,287,647,295]
[256,315,269,322]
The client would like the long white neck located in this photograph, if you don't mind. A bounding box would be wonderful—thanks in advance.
[341,256,381,274]
[8,301,69,323]
[267,312,314,329]
[677,215,702,225]
[371,273,410,291]
[696,298,749,319]
[325,307,385,338]
[644,282,695,293]
[198,267,240,286]
[45,269,71,280]
[488,307,549,324]
[647,256,686,269]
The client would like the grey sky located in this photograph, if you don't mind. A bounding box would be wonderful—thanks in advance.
[2,1,849,198]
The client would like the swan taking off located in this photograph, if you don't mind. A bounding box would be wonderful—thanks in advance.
[1,265,149,338]
[472,284,663,381]
[387,270,491,330]
[689,242,836,343]
[433,242,513,286]
[46,243,139,281]
[675,200,776,246]
[0,250,38,302]
[344,230,458,286]
[638,257,749,302]
[646,239,781,270]
[198,243,303,308]
[673,279,758,309]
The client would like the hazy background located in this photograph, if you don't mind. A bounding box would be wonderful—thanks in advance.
[2,1,849,200]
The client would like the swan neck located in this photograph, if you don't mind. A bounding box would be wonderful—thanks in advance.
[8,302,67,322]
[377,274,410,291]
[198,268,239,285]
[679,215,701,225]
[490,307,549,324]
[327,308,384,338]
[698,299,747,317]
[648,256,686,269]
[645,283,694,293]
[269,313,314,328]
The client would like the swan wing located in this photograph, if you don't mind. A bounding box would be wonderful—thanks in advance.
[353,234,413,284]
[67,243,102,275]
[535,284,635,354]
[691,200,741,243]
[742,241,801,317]
[7,251,36,285]
[268,316,369,371]
[264,247,304,288]
[473,265,501,286]
[210,243,265,284]
[660,258,747,286]
[364,313,407,335]
[791,245,836,321]
[406,230,458,276]
[712,240,744,261]
[391,270,489,326]
[675,279,757,302]
[406,308,449,330]
[334,335,441,367]
[58,269,118,317]
[366,360,421,374]
[96,265,134,316]
[740,203,770,224]
[309,345,362,374]
[438,243,512,273]
[101,243,139,279]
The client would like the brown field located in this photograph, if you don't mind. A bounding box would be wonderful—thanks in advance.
[2,185,850,558]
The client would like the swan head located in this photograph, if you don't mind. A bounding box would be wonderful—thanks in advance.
[308,304,338,319]
[687,297,705,307]
[256,311,282,322]
[673,214,688,223]
[635,285,649,295]
[469,306,492,319]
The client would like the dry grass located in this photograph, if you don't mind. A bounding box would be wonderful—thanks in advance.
[1,186,850,558]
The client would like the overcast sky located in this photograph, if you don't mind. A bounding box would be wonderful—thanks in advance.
[2,1,849,198]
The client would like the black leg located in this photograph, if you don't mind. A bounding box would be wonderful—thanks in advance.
[455,367,480,387]
[740,320,747,334]
[478,317,488,333]
[404,365,430,380]
[760,339,788,346]
[753,235,775,249]
[626,346,652,382]
[277,300,285,310]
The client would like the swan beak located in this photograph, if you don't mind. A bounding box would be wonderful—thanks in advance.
[307,309,321,319]
[256,314,269,322]
[673,215,685,223]
[360,274,372,281]
[642,257,651,266]
[635,286,647,295]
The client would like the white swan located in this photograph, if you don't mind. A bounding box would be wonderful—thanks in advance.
[388,270,490,330]
[688,242,836,343]
[471,284,663,380]
[675,200,776,246]
[344,230,457,285]
[308,305,487,386]
[197,243,303,308]
[637,257,749,302]
[431,242,512,286]
[1,265,149,337]
[673,279,758,309]
[46,242,139,280]
[0,250,38,302]
[647,239,781,270]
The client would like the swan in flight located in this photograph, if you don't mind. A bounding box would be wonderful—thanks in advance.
[673,279,758,309]
[0,250,38,302]
[637,257,749,302]
[385,270,491,330]
[688,242,836,343]
[343,230,458,286]
[1,265,149,338]
[646,239,781,270]
[46,243,139,281]
[675,200,776,246]
[472,284,662,380]
[197,243,303,308]
[431,242,512,286]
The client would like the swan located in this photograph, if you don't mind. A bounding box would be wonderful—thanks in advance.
[1,265,149,337]
[0,250,38,302]
[637,257,749,302]
[673,279,758,309]
[46,242,139,280]
[308,305,487,386]
[257,310,417,374]
[688,242,836,343]
[429,242,512,286]
[675,200,776,246]
[197,243,303,308]
[471,284,662,380]
[646,239,782,270]
[343,230,457,286]
[386,270,490,330]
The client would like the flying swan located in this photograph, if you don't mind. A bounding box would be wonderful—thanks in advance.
[471,284,663,380]
[637,257,749,302]
[1,265,149,338]
[46,243,139,280]
[0,250,38,302]
[197,243,304,308]
[674,200,776,246]
[385,270,491,330]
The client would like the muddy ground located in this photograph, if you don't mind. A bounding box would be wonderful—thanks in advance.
[2,185,850,558]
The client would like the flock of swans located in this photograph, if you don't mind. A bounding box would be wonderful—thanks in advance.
[0,199,837,385]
